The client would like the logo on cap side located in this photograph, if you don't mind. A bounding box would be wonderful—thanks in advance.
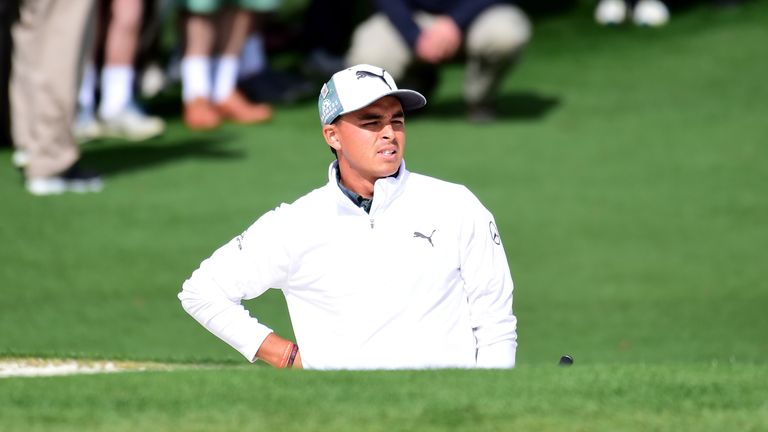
[319,79,343,124]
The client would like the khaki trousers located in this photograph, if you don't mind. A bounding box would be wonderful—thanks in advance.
[11,0,95,178]
[346,4,532,106]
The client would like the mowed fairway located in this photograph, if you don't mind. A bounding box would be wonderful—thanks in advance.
[1,1,767,431]
[1,365,766,431]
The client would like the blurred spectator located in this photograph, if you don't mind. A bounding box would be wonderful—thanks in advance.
[235,12,315,104]
[75,0,166,142]
[180,2,275,131]
[10,0,103,195]
[595,0,670,26]
[345,0,532,122]
[299,0,364,79]
[135,0,175,99]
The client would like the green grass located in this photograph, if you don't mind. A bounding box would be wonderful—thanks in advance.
[1,1,767,430]
[1,364,767,432]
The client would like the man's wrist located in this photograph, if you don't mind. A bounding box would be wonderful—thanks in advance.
[256,333,300,368]
[285,343,299,368]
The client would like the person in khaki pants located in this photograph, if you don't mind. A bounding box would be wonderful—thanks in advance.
[11,0,103,195]
[346,0,532,123]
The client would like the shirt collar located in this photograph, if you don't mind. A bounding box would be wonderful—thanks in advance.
[328,160,407,214]
[336,169,373,213]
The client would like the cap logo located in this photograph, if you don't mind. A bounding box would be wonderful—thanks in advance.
[321,98,340,123]
[318,65,425,124]
[355,70,392,90]
[319,79,343,124]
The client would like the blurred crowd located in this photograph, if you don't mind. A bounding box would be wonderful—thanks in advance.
[0,0,744,195]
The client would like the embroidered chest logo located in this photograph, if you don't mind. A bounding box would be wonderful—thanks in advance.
[413,229,436,247]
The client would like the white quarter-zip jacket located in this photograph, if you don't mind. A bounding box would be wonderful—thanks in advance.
[179,161,517,369]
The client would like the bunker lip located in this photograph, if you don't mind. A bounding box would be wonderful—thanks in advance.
[0,358,177,378]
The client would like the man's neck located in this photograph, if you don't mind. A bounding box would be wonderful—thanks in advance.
[336,167,375,199]
[339,178,374,199]
[335,164,400,199]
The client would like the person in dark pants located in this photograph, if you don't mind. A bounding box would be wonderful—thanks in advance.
[345,0,532,122]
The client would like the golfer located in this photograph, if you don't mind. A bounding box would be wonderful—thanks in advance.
[179,64,517,370]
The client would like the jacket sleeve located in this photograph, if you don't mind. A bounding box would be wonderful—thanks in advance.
[178,206,292,362]
[458,188,517,368]
[447,0,503,30]
[374,0,421,48]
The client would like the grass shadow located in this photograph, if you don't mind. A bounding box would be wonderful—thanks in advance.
[425,91,561,121]
[80,133,245,177]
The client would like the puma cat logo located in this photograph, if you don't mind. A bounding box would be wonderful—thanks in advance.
[413,229,436,247]
[355,70,393,90]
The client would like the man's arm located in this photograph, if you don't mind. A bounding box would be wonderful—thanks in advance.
[374,0,421,48]
[415,15,461,63]
[178,208,296,365]
[458,188,517,368]
[445,0,501,30]
[373,0,458,63]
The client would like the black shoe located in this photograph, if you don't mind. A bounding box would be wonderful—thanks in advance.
[468,104,498,123]
[26,162,103,196]
[238,68,315,104]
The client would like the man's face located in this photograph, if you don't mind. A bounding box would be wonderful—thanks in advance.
[323,96,406,196]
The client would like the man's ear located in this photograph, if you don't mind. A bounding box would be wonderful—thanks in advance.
[322,124,342,152]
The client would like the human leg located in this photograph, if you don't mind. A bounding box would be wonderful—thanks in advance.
[181,8,220,129]
[11,0,102,194]
[345,13,413,81]
[211,7,271,123]
[73,0,105,142]
[74,60,104,141]
[100,0,143,119]
[346,12,441,101]
[463,4,531,120]
[99,0,165,140]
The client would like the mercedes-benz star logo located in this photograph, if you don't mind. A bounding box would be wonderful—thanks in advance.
[489,221,501,245]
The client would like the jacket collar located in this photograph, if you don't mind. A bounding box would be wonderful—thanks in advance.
[327,160,410,214]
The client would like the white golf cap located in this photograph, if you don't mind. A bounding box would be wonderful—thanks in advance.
[318,64,427,125]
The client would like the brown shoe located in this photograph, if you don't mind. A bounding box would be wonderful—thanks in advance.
[184,98,221,131]
[216,90,273,124]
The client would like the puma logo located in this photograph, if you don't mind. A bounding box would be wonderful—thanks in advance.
[355,70,392,90]
[413,229,436,247]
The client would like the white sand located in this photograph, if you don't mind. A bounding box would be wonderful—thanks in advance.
[0,358,172,378]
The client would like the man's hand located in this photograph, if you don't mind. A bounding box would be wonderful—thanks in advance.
[415,16,462,64]
[255,333,303,368]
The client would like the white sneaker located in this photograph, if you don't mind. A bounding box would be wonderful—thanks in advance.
[633,0,670,27]
[595,0,628,25]
[140,63,167,99]
[73,110,104,143]
[11,150,28,169]
[26,163,103,196]
[100,106,165,141]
